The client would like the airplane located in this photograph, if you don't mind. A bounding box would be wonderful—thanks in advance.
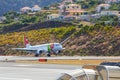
[12,36,65,57]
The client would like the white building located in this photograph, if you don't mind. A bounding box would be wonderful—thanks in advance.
[100,10,120,16]
[96,4,110,12]
[0,16,6,23]
[31,5,41,12]
[20,6,31,13]
[65,4,81,11]
[47,14,60,20]
[62,0,73,4]
[105,0,120,4]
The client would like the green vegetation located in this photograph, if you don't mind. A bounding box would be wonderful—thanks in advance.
[91,15,119,26]
[109,3,120,10]
[75,0,102,13]
[0,0,120,56]
[63,23,120,56]
[0,26,76,55]
[0,11,51,33]
[0,0,60,15]
[1,21,120,56]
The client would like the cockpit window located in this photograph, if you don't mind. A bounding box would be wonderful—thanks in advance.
[55,44,60,46]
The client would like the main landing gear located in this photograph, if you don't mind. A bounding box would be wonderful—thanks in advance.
[47,54,51,57]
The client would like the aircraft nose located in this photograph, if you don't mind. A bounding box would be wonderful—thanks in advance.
[59,45,63,49]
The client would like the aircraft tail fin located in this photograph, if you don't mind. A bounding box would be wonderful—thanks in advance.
[24,36,31,48]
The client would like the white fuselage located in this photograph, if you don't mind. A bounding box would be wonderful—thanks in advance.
[28,43,63,53]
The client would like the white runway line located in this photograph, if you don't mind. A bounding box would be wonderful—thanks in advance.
[0,77,32,80]
[15,64,33,67]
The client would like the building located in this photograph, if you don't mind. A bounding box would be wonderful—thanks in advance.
[20,6,31,13]
[31,5,41,12]
[0,16,6,23]
[100,10,120,16]
[58,3,88,21]
[96,4,110,12]
[62,0,73,4]
[65,4,81,11]
[65,10,87,16]
[105,0,120,4]
[47,14,60,20]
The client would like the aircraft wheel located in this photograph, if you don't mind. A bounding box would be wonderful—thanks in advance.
[35,54,39,57]
[47,54,51,57]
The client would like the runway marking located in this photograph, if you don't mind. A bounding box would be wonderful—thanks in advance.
[0,77,32,80]
[15,64,33,67]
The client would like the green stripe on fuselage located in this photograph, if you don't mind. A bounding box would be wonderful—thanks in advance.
[47,44,51,52]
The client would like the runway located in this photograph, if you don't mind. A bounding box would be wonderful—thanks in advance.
[0,56,119,80]
[0,62,81,80]
[0,56,120,61]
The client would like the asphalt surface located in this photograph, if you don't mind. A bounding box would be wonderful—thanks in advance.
[0,62,81,80]
[0,56,119,80]
[0,56,82,80]
[0,56,120,61]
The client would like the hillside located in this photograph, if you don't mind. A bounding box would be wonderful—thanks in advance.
[0,24,120,56]
[0,26,76,55]
[63,24,120,56]
[0,0,61,15]
[1,21,72,33]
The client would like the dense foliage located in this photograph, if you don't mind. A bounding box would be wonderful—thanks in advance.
[63,24,120,56]
[110,3,120,10]
[91,15,119,26]
[0,26,76,55]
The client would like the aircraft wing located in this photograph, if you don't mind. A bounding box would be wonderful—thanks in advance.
[12,48,47,52]
[12,48,37,51]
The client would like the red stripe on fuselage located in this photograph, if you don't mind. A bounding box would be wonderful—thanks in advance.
[50,44,54,49]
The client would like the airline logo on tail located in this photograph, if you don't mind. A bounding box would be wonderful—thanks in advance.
[24,36,31,48]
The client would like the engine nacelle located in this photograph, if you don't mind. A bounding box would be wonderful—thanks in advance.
[36,50,43,54]
[35,50,43,57]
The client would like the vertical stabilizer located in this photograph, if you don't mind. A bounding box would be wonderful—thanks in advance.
[24,36,31,48]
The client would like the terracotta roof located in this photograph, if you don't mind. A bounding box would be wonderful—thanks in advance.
[32,5,41,9]
[98,4,110,7]
[21,6,31,10]
[66,10,86,12]
[67,4,80,7]
[48,14,60,16]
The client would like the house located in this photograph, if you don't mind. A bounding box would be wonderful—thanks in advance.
[31,5,41,12]
[65,10,88,16]
[105,0,120,4]
[100,10,120,16]
[96,4,110,12]
[58,3,89,20]
[0,16,6,23]
[47,14,60,20]
[91,13,101,19]
[64,15,76,20]
[65,4,81,11]
[62,0,73,4]
[20,6,31,14]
